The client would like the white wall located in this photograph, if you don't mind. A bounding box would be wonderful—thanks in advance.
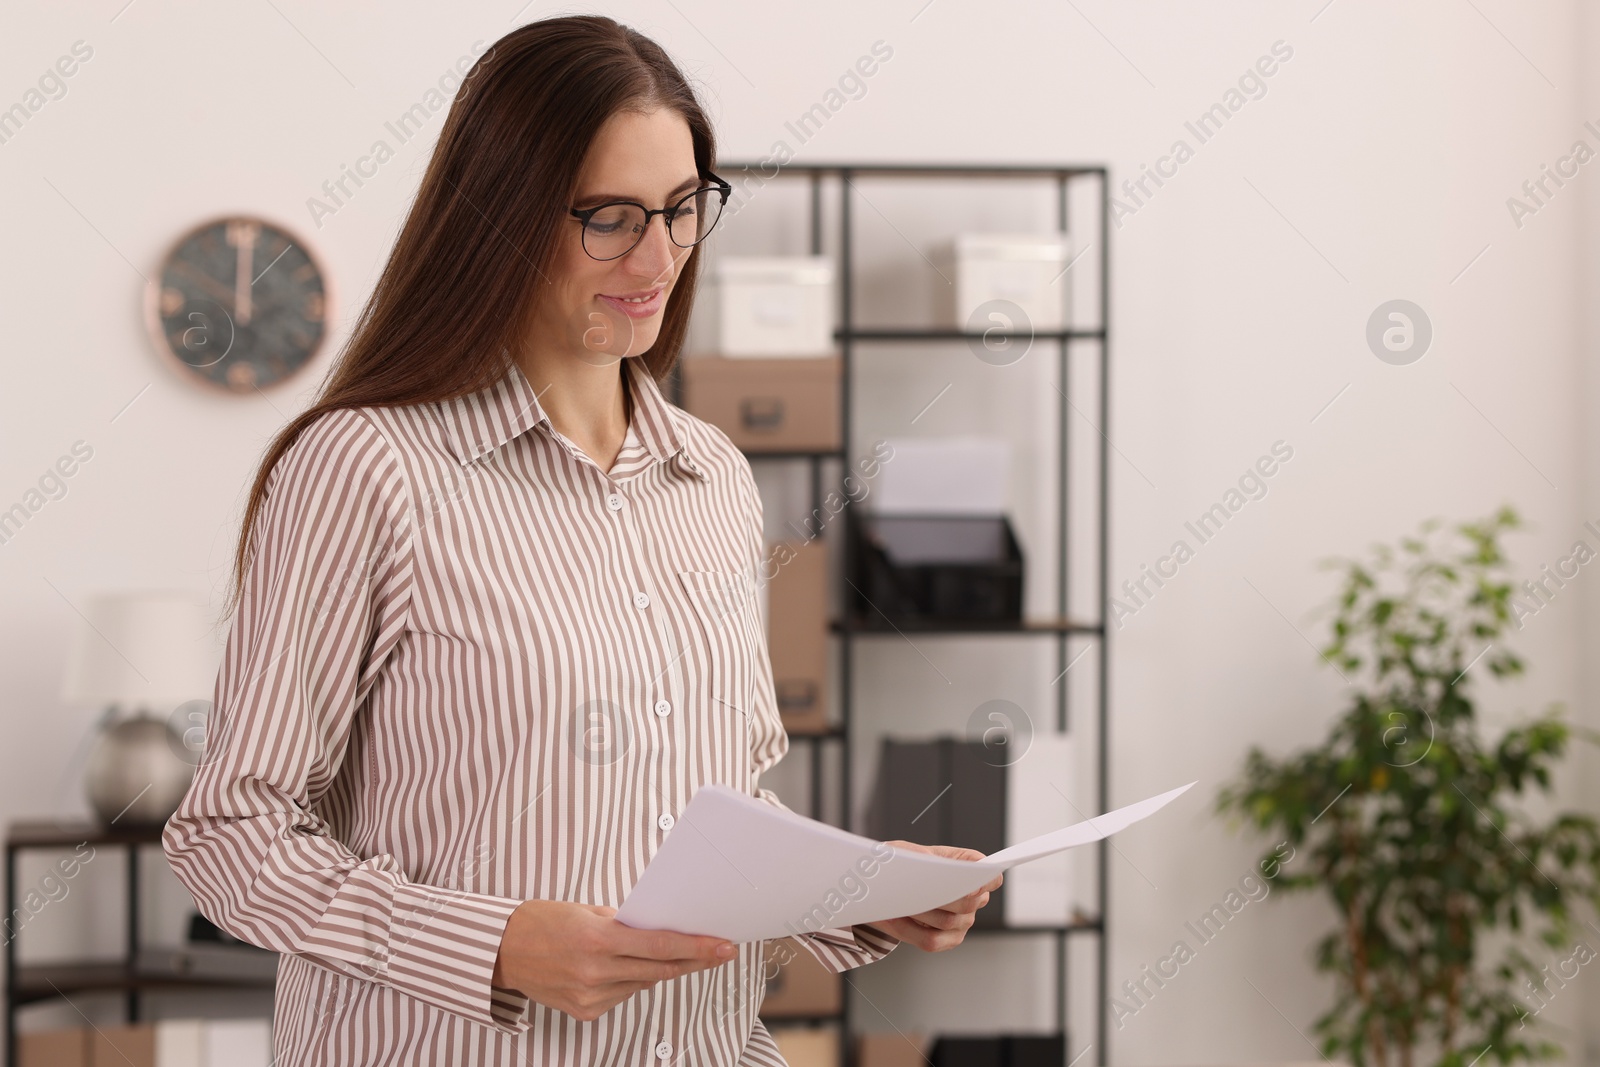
[0,1,1592,1063]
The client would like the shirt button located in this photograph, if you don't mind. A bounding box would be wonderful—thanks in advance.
[658,813,675,831]
[655,1041,673,1059]
[633,592,651,609]
[606,493,624,512]
[653,699,672,717]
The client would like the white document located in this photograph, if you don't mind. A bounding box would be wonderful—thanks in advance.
[615,781,1194,942]
[1003,732,1074,925]
[873,436,1011,515]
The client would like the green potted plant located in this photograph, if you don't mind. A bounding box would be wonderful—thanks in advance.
[1218,506,1600,1067]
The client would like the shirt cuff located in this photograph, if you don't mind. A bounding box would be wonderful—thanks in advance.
[384,882,532,1033]
[792,922,901,972]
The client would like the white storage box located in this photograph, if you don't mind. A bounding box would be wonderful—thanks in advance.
[871,436,1010,515]
[931,232,1071,333]
[704,255,835,357]
[1003,731,1075,926]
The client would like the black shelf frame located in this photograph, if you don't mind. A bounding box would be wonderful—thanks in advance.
[832,618,1104,636]
[841,328,1105,342]
[700,161,1112,1067]
[3,821,275,1063]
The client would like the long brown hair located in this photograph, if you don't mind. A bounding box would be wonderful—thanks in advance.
[223,15,716,621]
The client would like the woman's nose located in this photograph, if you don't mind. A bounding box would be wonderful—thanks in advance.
[624,214,682,277]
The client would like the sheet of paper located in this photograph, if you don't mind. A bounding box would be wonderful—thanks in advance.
[874,436,1011,514]
[615,781,1194,943]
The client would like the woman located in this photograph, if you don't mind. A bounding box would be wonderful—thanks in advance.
[163,15,1000,1066]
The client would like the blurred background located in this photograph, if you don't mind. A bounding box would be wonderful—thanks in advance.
[1,2,1596,1065]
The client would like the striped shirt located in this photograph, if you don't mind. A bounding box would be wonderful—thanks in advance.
[162,354,898,1066]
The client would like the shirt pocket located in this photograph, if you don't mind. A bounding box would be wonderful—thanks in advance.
[676,568,761,708]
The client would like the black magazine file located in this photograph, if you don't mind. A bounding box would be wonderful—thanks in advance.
[865,736,1007,929]
[848,511,1024,625]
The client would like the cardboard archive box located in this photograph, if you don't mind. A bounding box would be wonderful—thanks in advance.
[765,539,830,735]
[679,356,840,453]
[759,936,842,1017]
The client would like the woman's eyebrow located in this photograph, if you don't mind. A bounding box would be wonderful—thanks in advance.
[577,175,702,205]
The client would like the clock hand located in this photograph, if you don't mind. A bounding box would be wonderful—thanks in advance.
[233,224,258,326]
[168,261,240,311]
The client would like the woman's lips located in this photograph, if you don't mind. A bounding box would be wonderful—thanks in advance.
[598,289,664,318]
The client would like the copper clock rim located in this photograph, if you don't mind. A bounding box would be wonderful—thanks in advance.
[143,212,336,396]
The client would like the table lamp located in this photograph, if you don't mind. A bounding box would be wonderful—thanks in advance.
[60,589,219,828]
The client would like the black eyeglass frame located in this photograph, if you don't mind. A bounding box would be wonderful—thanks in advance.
[566,171,733,261]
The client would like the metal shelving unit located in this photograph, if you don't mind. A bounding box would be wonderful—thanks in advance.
[680,161,1112,1067]
[3,821,276,1065]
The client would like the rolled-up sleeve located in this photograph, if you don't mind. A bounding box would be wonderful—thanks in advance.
[734,454,900,973]
[161,408,531,1033]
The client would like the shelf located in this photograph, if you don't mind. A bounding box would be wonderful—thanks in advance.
[759,1010,844,1025]
[7,961,275,1006]
[832,616,1102,636]
[782,724,847,741]
[705,159,1112,1065]
[720,161,1107,180]
[761,920,1108,1027]
[6,821,162,850]
[744,449,844,461]
[837,328,1103,343]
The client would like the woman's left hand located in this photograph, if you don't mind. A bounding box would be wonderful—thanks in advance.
[857,841,1003,952]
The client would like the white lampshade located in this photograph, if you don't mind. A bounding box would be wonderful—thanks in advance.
[60,589,220,714]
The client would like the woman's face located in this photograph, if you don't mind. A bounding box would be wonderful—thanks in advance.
[534,106,700,367]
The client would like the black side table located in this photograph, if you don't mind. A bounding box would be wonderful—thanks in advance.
[3,821,274,1064]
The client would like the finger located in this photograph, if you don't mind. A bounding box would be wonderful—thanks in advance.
[947,891,990,913]
[941,908,975,929]
[942,888,988,911]
[882,915,935,939]
[602,953,730,984]
[885,839,931,855]
[922,846,975,862]
[912,909,965,932]
[873,916,927,949]
[610,926,734,963]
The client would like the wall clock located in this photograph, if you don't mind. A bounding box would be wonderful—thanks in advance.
[145,216,331,392]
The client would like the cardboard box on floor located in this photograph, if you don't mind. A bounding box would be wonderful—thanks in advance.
[18,1024,154,1067]
[17,1028,88,1067]
[17,1018,266,1067]
[858,1031,933,1067]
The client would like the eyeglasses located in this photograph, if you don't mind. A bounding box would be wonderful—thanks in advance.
[568,172,732,261]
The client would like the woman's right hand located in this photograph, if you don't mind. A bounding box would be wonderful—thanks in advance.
[492,899,736,1021]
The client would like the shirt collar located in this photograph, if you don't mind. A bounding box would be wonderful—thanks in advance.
[438,355,709,481]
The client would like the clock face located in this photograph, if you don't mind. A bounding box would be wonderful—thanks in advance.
[147,216,329,392]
